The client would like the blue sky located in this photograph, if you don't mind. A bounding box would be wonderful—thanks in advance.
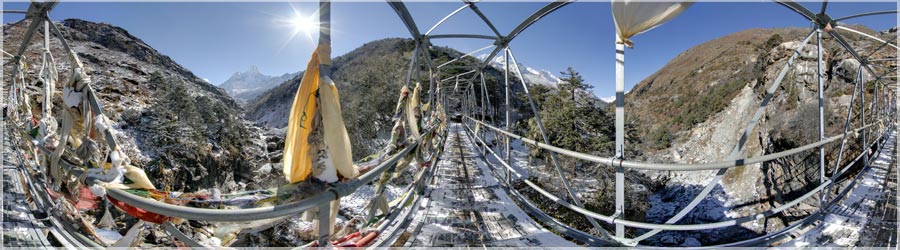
[3,1,897,98]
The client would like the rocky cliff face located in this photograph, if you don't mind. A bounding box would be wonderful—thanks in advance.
[3,19,276,192]
[630,26,896,246]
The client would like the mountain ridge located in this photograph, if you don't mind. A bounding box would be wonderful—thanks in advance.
[477,53,562,88]
[219,65,299,103]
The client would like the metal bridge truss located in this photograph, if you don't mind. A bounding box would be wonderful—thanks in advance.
[1,0,898,248]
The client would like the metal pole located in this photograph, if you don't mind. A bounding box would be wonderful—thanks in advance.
[827,65,862,202]
[1,25,5,248]
[43,20,50,116]
[428,69,435,105]
[861,73,868,168]
[405,46,420,88]
[317,203,331,247]
[614,43,626,237]
[480,73,495,157]
[480,72,495,126]
[873,80,880,142]
[425,4,469,36]
[465,1,503,38]
[879,81,885,121]
[816,29,826,206]
[415,46,422,85]
[464,83,469,118]
[480,74,487,155]
[471,82,477,124]
[504,48,512,185]
[318,0,331,74]
[317,1,331,246]
[503,47,512,166]
[464,87,468,120]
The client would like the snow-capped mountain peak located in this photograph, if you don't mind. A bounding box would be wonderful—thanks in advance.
[220,66,299,102]
[599,95,616,103]
[477,54,561,87]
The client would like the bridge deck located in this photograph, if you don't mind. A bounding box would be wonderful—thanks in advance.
[784,132,898,247]
[855,131,898,247]
[398,123,577,247]
[2,156,53,248]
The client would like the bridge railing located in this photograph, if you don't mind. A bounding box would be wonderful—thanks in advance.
[463,115,891,225]
[449,2,896,246]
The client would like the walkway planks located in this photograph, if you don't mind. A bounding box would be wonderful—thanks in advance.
[2,157,53,248]
[398,123,577,247]
[783,132,898,247]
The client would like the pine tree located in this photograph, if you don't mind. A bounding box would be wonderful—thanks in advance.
[527,67,614,171]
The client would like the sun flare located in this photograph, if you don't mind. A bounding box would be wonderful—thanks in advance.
[275,5,321,47]
[292,14,319,36]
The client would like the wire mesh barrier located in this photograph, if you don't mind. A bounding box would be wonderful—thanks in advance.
[1,0,898,248]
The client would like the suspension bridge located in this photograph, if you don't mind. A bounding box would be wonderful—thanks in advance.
[2,0,898,248]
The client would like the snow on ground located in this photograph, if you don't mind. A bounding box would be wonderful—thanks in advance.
[481,129,531,180]
[339,182,404,218]
[782,133,896,247]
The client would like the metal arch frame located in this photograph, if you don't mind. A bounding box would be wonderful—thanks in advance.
[835,26,899,51]
[425,4,470,36]
[398,1,606,233]
[9,2,59,66]
[457,1,573,91]
[834,10,898,22]
[437,44,494,69]
[423,3,609,235]
[428,34,498,41]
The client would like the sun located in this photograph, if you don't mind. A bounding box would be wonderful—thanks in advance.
[291,14,319,36]
[274,4,321,47]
